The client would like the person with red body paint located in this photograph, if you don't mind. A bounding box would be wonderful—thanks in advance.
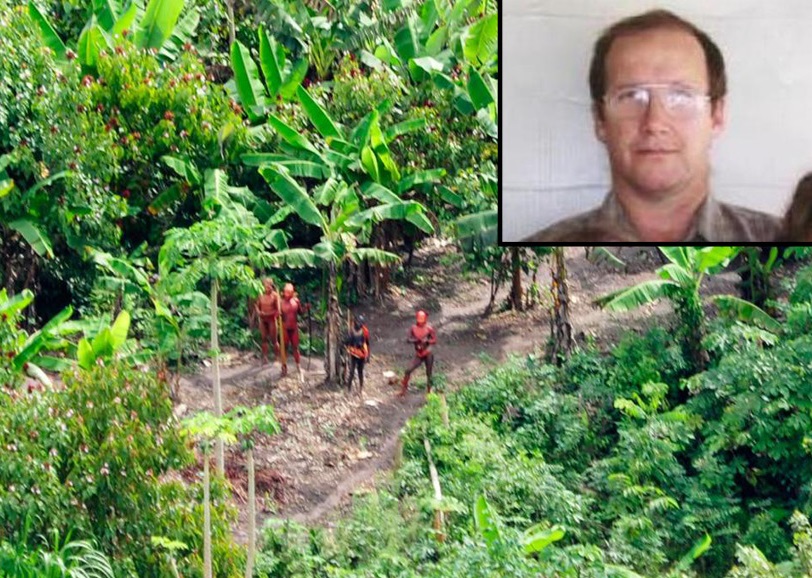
[399,310,437,397]
[255,278,281,365]
[279,282,308,382]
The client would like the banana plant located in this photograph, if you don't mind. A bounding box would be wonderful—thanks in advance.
[75,309,133,369]
[28,0,199,70]
[0,288,77,386]
[253,89,437,386]
[474,494,565,555]
[160,168,287,474]
[367,0,498,138]
[229,25,309,123]
[595,247,781,372]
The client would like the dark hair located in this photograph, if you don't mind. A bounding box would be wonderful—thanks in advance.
[782,172,812,241]
[589,9,727,117]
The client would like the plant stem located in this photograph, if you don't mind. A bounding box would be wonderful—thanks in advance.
[245,447,256,578]
[423,437,446,543]
[211,277,224,475]
[204,452,213,578]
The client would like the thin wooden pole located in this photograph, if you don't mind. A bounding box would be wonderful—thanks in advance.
[423,438,446,543]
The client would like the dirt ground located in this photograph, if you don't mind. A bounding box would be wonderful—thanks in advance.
[174,245,750,541]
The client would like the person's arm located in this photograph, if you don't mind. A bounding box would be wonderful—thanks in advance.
[363,326,371,360]
[407,326,419,343]
[426,326,437,345]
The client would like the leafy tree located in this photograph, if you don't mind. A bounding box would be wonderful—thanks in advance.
[160,168,286,473]
[595,247,779,373]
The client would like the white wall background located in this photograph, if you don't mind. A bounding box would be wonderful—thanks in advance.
[502,0,812,241]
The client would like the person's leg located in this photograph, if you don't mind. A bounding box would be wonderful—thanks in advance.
[425,352,435,393]
[358,359,365,397]
[259,318,270,363]
[269,318,279,362]
[399,356,423,396]
[347,357,357,391]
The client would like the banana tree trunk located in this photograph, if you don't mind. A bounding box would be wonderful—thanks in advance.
[225,0,236,45]
[245,446,256,578]
[324,262,343,386]
[549,247,573,364]
[510,247,524,311]
[211,277,224,475]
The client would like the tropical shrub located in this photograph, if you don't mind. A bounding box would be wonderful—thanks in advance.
[0,360,243,577]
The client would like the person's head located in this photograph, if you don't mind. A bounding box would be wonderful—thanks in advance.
[589,10,727,203]
[263,278,275,293]
[782,172,812,242]
[415,310,428,327]
[283,283,294,299]
[354,314,366,330]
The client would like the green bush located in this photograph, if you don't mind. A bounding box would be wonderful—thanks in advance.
[0,361,243,577]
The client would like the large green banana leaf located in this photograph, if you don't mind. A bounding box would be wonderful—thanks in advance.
[9,219,54,258]
[135,0,184,50]
[594,279,676,311]
[259,165,324,229]
[231,40,267,123]
[258,26,283,98]
[28,1,67,61]
[712,295,782,333]
[350,248,401,266]
[297,86,342,140]
[463,12,497,68]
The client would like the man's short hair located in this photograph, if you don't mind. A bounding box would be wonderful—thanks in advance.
[589,9,727,118]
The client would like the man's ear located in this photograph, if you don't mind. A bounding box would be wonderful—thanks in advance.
[711,96,726,137]
[593,102,607,143]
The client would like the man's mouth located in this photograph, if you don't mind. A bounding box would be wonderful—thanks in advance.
[636,148,677,154]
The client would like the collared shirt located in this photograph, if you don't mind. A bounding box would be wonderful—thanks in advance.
[521,192,783,243]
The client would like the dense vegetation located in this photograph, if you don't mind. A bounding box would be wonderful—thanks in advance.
[252,259,812,577]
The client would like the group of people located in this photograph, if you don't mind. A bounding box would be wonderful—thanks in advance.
[343,308,437,397]
[255,279,307,382]
[255,277,438,398]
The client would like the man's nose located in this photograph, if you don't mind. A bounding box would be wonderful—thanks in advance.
[641,93,672,130]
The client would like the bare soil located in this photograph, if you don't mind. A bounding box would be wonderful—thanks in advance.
[174,245,747,540]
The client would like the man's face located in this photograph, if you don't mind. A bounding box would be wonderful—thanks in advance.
[594,28,725,201]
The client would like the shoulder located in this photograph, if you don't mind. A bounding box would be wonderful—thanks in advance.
[520,207,607,243]
[712,202,783,242]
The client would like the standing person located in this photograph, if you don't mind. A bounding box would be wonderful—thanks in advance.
[255,278,281,365]
[521,9,781,242]
[399,310,437,397]
[781,172,812,242]
[279,282,307,382]
[344,314,370,396]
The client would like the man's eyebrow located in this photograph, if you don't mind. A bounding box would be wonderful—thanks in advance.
[611,81,703,90]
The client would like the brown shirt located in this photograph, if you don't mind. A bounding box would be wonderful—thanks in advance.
[521,192,783,243]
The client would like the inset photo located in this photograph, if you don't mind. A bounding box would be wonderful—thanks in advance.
[501,0,812,243]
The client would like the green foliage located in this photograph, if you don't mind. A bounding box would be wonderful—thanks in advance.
[0,523,114,578]
[0,360,242,577]
[255,519,330,577]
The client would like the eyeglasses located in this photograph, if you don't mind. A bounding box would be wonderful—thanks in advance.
[603,84,712,119]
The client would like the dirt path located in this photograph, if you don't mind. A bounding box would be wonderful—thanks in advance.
[175,245,744,538]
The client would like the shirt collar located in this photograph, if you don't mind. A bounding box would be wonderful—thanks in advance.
[600,191,715,242]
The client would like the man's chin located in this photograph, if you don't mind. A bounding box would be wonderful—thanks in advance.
[629,171,690,199]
